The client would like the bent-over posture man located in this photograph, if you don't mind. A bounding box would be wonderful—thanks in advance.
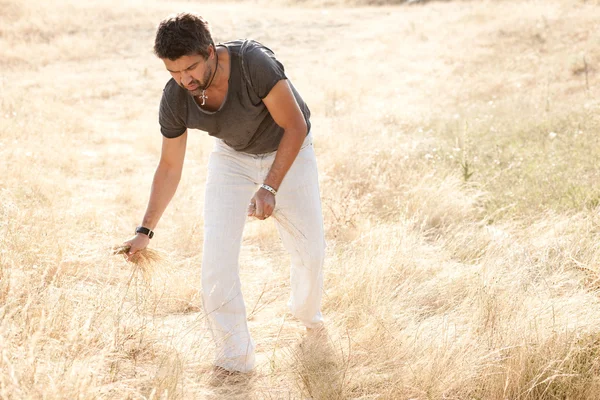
[124,13,326,373]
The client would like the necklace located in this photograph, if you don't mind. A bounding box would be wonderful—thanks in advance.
[197,50,219,106]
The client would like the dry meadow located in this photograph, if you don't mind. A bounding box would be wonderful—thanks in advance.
[3,0,600,398]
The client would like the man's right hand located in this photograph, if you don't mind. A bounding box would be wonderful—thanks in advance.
[122,233,150,261]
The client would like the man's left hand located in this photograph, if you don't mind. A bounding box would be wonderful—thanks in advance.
[248,188,275,220]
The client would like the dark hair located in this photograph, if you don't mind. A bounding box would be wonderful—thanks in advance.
[154,13,214,60]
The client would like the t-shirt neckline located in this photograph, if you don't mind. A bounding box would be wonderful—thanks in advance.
[193,43,232,115]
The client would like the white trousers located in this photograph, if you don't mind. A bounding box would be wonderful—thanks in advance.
[202,133,326,372]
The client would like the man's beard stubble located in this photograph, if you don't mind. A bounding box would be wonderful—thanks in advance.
[181,63,213,96]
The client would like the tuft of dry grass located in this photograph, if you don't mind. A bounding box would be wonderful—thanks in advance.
[112,245,165,284]
[289,331,348,400]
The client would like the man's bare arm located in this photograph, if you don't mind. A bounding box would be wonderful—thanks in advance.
[248,80,307,220]
[124,131,188,256]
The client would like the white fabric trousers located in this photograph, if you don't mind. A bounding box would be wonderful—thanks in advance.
[202,133,326,372]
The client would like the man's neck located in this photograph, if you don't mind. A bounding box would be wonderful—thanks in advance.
[210,47,229,92]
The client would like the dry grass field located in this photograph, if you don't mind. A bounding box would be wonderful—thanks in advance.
[3,0,600,398]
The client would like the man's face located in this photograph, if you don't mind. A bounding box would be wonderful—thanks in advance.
[163,52,213,96]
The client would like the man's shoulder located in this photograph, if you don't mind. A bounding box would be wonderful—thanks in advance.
[162,78,183,96]
[243,40,274,55]
[159,78,188,135]
[161,78,187,105]
[220,39,245,51]
[221,39,273,58]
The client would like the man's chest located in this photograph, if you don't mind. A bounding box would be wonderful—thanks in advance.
[193,86,227,112]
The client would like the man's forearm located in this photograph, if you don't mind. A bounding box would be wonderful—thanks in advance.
[140,163,182,230]
[264,127,306,190]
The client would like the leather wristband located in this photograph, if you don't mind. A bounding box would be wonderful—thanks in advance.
[135,226,154,239]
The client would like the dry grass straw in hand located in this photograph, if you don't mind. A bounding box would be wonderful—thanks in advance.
[112,245,165,283]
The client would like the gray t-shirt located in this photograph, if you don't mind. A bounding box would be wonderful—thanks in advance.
[158,39,311,154]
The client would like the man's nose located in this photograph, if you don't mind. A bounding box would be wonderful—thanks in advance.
[180,71,192,86]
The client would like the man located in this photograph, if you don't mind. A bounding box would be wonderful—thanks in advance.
[123,13,326,373]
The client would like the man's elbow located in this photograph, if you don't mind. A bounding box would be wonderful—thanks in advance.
[157,158,184,179]
[284,118,307,137]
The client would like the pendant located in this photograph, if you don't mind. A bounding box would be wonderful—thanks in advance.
[199,90,207,106]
